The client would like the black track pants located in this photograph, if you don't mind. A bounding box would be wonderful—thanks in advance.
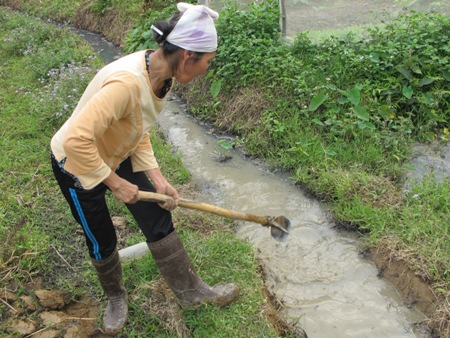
[51,154,174,260]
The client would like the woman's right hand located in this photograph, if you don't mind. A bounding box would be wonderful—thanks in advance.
[104,172,139,204]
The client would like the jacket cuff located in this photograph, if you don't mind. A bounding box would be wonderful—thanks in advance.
[130,149,159,172]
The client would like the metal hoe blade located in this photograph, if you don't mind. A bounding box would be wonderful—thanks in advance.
[269,216,291,242]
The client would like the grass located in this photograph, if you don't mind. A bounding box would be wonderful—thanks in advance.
[3,0,82,22]
[0,8,285,337]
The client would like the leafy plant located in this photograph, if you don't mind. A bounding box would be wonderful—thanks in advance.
[88,0,113,15]
[123,0,197,53]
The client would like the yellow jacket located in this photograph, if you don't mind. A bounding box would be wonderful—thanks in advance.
[51,50,173,189]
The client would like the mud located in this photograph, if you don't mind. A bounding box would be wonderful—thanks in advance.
[73,3,131,46]
[3,278,100,338]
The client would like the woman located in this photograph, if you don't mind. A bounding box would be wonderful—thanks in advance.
[50,3,238,335]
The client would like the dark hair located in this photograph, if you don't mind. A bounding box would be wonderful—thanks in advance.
[152,12,183,55]
[152,12,204,72]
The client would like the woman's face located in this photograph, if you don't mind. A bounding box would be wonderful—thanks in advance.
[176,51,216,85]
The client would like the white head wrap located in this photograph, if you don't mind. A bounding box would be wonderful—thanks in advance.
[166,2,219,53]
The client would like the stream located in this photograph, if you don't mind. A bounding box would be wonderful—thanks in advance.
[71,5,440,337]
[157,100,427,338]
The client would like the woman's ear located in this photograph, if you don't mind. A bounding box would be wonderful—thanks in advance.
[181,50,192,62]
[177,50,190,70]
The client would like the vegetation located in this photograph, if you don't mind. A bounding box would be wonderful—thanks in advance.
[118,0,450,286]
[127,0,450,333]
[0,8,285,337]
[0,0,450,336]
[177,1,450,283]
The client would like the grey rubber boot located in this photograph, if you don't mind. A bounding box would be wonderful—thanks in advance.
[91,249,128,335]
[147,230,239,307]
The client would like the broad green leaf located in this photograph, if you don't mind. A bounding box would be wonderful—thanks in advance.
[410,63,422,75]
[402,85,413,99]
[397,66,413,81]
[142,30,153,39]
[345,86,361,106]
[443,70,450,81]
[419,78,434,86]
[353,105,370,121]
[210,79,222,98]
[218,139,233,150]
[421,92,433,105]
[378,105,391,119]
[357,121,375,130]
[308,93,328,111]
[369,53,379,62]
[312,118,324,126]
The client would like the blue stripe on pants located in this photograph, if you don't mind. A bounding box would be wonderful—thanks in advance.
[69,188,102,260]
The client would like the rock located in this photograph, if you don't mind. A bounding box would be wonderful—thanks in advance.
[35,290,66,309]
[403,141,450,190]
[20,295,37,311]
[0,290,17,302]
[64,325,81,338]
[33,329,60,338]
[112,216,127,229]
[7,318,37,335]
[39,311,65,325]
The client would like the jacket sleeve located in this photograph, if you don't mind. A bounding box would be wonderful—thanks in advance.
[63,72,140,189]
[130,132,159,172]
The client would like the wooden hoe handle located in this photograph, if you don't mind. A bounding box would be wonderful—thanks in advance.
[138,191,270,226]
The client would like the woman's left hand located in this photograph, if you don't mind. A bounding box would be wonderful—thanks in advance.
[146,168,179,211]
[155,183,179,211]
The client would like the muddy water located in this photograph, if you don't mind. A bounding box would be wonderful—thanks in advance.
[157,101,427,337]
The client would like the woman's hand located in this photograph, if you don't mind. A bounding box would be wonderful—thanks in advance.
[147,168,179,211]
[104,172,139,204]
[155,182,179,211]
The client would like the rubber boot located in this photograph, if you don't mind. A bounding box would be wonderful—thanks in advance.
[147,230,239,307]
[91,249,128,335]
